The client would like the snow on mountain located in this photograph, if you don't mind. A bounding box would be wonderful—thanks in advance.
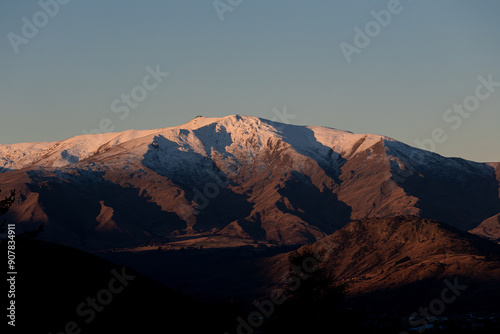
[0,129,162,171]
[0,115,390,173]
[1,115,499,248]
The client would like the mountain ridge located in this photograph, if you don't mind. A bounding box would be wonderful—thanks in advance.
[1,115,499,249]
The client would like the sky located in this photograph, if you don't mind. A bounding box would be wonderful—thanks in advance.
[0,0,499,162]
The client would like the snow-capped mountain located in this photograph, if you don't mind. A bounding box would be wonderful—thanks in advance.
[1,115,499,249]
[0,115,390,172]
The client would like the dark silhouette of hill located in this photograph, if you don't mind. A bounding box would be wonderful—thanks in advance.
[7,237,231,333]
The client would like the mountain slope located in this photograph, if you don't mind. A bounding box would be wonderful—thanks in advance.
[262,216,500,312]
[97,216,500,313]
[1,115,499,249]
[470,213,500,244]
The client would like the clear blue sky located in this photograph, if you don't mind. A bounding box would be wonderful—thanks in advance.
[1,0,499,162]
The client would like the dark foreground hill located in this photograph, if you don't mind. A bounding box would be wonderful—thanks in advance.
[5,216,500,333]
[4,237,231,333]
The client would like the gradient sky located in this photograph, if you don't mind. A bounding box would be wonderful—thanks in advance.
[1,0,499,162]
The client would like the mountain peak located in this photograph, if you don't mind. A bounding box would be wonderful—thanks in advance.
[181,114,260,129]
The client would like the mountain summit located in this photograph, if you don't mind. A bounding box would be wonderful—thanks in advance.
[1,115,499,249]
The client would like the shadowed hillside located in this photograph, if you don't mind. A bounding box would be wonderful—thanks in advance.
[5,237,231,333]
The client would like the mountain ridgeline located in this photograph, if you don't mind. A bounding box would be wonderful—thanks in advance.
[1,115,499,249]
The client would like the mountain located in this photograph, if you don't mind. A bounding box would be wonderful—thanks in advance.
[261,216,500,312]
[1,115,499,249]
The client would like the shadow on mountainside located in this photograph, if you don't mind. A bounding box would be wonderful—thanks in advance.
[395,162,500,230]
[277,171,352,233]
[143,135,254,234]
[385,141,500,231]
[268,121,347,184]
[27,170,186,250]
